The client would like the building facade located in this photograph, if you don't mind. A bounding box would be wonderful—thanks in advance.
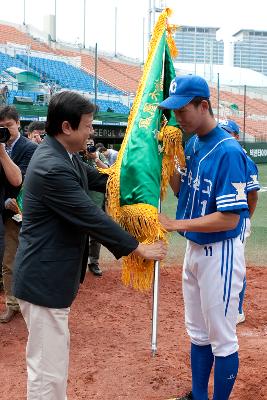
[174,25,224,65]
[233,29,267,76]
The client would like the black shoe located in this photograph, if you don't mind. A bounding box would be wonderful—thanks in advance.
[88,264,102,276]
[0,308,19,323]
[174,393,208,400]
[175,392,193,400]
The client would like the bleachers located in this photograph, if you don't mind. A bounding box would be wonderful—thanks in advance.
[0,21,266,127]
[96,99,130,113]
[16,55,124,96]
[0,51,29,73]
[7,90,44,105]
[210,86,267,140]
[0,23,52,53]
[81,54,141,94]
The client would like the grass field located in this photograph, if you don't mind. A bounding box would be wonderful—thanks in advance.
[162,164,267,266]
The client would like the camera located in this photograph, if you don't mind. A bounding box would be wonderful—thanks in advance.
[87,145,97,153]
[0,127,11,143]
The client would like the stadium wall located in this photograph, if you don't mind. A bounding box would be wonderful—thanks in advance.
[241,142,267,163]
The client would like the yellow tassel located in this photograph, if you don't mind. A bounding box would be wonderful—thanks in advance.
[160,125,186,199]
[166,24,179,59]
[118,204,166,291]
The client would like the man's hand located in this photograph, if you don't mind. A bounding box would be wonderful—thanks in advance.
[0,143,6,155]
[5,198,20,213]
[0,147,22,187]
[133,240,167,261]
[87,151,98,160]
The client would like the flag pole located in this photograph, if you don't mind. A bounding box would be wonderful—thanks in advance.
[151,198,162,356]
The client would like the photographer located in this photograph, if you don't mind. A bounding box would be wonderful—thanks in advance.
[0,140,22,187]
[0,127,22,292]
[80,133,109,276]
[27,121,46,144]
[98,146,118,166]
[0,106,37,323]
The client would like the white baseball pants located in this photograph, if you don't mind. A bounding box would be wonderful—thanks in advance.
[182,236,245,357]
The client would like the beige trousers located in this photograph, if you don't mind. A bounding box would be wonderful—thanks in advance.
[19,299,70,400]
[2,218,20,310]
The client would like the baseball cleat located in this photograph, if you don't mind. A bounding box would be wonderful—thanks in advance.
[237,311,246,324]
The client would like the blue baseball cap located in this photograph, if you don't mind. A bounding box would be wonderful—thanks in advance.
[159,75,210,110]
[219,120,240,135]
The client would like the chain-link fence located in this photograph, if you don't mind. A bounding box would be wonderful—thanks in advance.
[210,81,267,143]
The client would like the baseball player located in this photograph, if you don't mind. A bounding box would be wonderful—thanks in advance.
[159,75,249,400]
[219,119,260,324]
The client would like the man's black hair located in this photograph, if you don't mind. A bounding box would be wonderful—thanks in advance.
[45,91,97,136]
[0,105,20,122]
[98,146,107,153]
[28,121,46,133]
[95,142,104,149]
[190,96,214,116]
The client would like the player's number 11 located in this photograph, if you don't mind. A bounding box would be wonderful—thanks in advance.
[204,246,213,256]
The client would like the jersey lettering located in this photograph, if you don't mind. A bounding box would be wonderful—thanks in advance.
[200,200,208,216]
[202,179,212,197]
[193,176,200,191]
[188,170,193,187]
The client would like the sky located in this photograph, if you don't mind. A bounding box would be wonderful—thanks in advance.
[0,0,266,61]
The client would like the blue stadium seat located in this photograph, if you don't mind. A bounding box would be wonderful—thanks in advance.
[0,52,130,113]
[16,54,123,96]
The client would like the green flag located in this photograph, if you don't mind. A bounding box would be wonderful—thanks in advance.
[103,9,185,290]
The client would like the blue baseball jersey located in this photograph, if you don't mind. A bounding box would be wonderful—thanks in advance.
[176,125,249,245]
[243,153,260,218]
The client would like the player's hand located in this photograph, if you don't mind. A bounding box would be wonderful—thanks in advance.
[5,198,20,213]
[159,213,177,232]
[133,240,167,260]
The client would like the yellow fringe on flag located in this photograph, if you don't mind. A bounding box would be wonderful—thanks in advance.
[99,9,184,291]
[160,125,186,199]
[118,204,166,291]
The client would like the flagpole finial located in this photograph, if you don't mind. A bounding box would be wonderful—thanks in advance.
[165,8,172,17]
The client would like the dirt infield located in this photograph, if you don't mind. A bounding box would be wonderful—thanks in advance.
[0,264,266,400]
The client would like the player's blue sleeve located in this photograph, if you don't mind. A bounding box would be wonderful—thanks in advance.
[215,150,248,212]
[246,156,260,192]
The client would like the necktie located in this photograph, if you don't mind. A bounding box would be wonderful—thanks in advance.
[5,145,12,157]
[72,156,80,173]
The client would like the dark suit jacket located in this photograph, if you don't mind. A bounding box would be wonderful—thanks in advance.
[13,135,138,308]
[3,134,37,220]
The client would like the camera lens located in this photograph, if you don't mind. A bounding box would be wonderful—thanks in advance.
[0,127,11,143]
[87,145,97,153]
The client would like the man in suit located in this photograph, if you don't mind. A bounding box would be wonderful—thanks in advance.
[0,140,22,291]
[13,91,167,400]
[0,106,37,323]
